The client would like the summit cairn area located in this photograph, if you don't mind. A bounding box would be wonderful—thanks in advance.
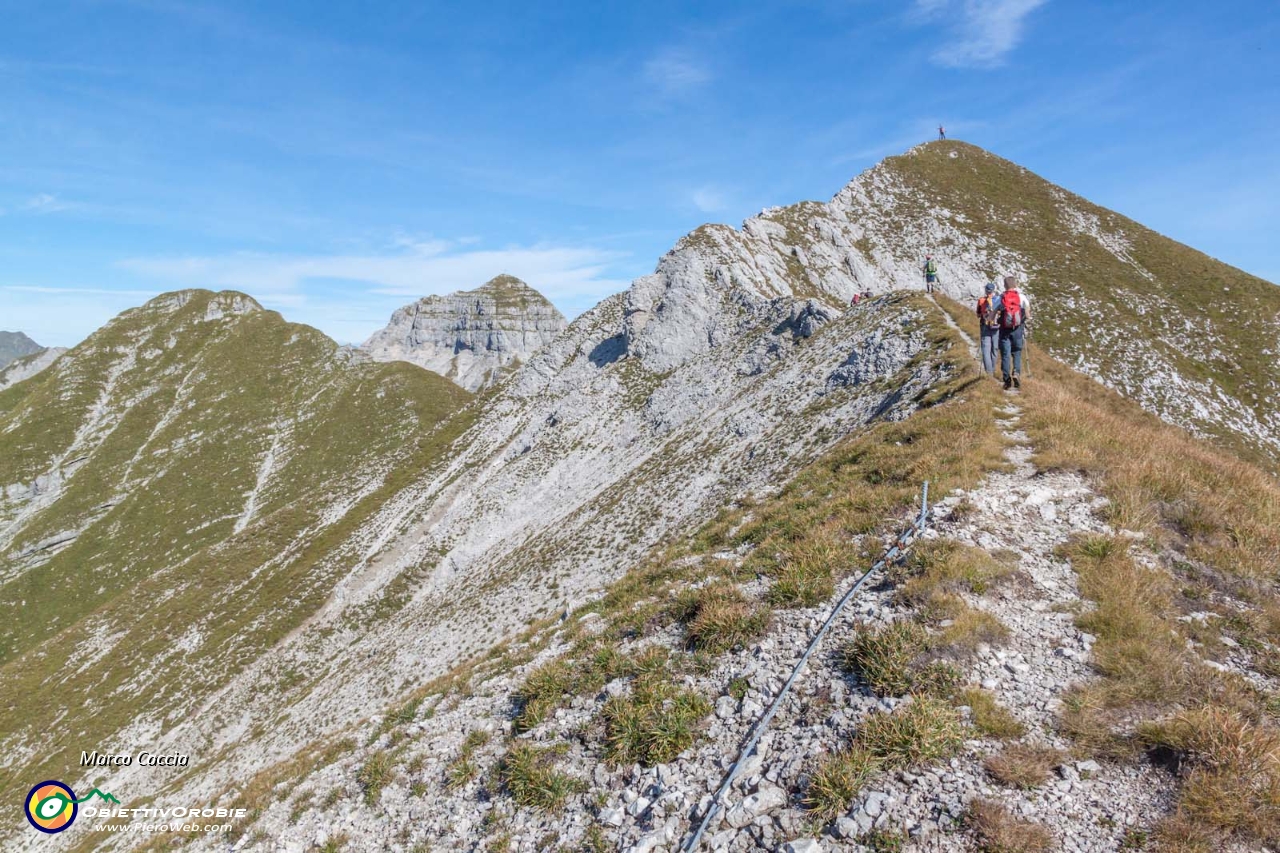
[363,274,568,391]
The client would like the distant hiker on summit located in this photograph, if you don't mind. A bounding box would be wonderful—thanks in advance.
[922,256,939,293]
[996,276,1031,390]
[976,282,1000,377]
[938,125,946,140]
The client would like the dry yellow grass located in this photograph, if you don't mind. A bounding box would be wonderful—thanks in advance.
[958,687,1025,739]
[933,293,1280,848]
[1141,707,1280,846]
[965,798,1053,853]
[983,744,1065,789]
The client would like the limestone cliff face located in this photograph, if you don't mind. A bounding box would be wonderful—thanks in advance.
[362,275,568,391]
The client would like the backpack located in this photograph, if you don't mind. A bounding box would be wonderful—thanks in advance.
[925,261,937,275]
[999,290,1023,329]
[980,296,1001,328]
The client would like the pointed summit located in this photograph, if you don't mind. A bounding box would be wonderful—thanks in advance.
[0,331,44,369]
[363,276,568,392]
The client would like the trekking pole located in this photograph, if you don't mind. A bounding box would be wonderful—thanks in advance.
[1024,328,1032,379]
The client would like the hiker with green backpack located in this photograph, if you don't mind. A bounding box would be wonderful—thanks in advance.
[996,276,1031,389]
[976,282,1001,376]
[922,256,939,294]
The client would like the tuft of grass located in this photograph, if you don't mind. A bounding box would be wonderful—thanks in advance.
[958,687,1025,740]
[983,744,1065,789]
[806,697,963,821]
[672,582,771,653]
[965,799,1053,853]
[602,678,710,766]
[497,743,584,812]
[445,728,492,791]
[319,832,351,853]
[938,608,1009,656]
[357,751,395,806]
[445,758,478,792]
[805,746,880,821]
[891,539,1014,602]
[840,621,963,698]
[1140,707,1280,846]
[764,527,846,607]
[859,829,907,852]
[512,660,575,733]
[857,697,965,768]
[841,621,928,696]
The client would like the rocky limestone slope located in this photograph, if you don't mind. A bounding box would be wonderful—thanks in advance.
[363,275,568,391]
[0,345,67,391]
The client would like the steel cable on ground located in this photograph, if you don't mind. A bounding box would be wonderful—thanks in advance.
[681,481,931,852]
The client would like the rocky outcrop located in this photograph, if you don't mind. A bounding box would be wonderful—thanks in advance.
[0,331,44,369]
[363,275,568,391]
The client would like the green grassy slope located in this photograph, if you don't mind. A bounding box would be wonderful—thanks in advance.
[0,290,471,789]
[882,141,1280,469]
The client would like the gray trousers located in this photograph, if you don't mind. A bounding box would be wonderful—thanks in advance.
[980,329,998,375]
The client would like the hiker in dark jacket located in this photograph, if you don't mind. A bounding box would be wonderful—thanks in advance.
[997,276,1031,389]
[976,282,1000,377]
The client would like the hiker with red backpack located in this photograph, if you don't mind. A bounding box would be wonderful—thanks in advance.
[996,276,1031,389]
[976,282,1001,377]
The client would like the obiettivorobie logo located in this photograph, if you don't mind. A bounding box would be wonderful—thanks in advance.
[24,781,120,834]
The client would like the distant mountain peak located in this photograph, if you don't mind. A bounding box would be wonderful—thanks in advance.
[0,331,44,369]
[363,277,567,392]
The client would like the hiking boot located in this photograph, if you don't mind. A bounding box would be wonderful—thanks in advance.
[1003,376,1012,390]
[1012,372,1021,389]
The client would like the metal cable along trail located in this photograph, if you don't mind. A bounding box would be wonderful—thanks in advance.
[681,481,931,852]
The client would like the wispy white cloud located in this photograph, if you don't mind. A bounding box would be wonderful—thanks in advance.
[690,186,728,213]
[914,0,1047,68]
[22,193,76,214]
[643,48,713,96]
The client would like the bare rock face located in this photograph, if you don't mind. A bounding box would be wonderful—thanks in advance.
[362,275,568,391]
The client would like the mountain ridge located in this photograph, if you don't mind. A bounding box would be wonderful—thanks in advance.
[3,142,1279,851]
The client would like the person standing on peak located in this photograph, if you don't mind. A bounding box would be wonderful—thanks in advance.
[923,256,939,293]
[976,282,1001,377]
[997,276,1031,390]
[938,125,946,140]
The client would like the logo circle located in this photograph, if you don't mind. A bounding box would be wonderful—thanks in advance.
[25,781,77,834]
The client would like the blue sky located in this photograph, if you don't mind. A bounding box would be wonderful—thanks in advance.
[2,0,1276,347]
